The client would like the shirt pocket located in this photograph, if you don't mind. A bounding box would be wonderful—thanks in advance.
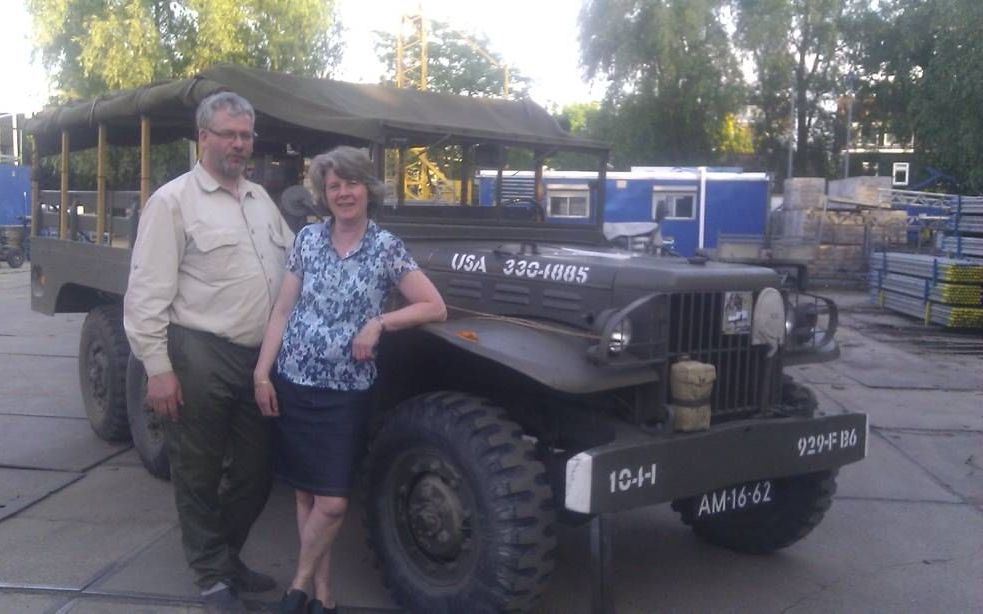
[187,228,245,282]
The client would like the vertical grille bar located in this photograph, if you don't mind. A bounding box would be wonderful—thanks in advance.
[668,291,764,422]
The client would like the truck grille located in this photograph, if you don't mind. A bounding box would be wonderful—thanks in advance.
[667,292,766,421]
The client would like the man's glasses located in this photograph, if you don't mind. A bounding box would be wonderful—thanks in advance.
[206,128,258,142]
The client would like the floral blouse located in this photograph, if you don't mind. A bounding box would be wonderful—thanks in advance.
[276,220,418,390]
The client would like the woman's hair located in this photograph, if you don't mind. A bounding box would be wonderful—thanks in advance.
[196,91,255,131]
[307,146,386,217]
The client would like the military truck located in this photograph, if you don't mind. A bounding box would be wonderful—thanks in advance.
[25,65,867,613]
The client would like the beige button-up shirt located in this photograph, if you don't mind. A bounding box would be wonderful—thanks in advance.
[124,163,294,377]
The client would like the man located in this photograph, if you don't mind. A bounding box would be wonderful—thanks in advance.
[124,92,294,613]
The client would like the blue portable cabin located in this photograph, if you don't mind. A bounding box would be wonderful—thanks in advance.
[477,167,771,256]
[0,163,31,225]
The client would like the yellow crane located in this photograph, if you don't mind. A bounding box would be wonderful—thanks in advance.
[393,10,510,203]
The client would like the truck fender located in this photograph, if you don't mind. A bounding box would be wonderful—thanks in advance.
[420,317,659,395]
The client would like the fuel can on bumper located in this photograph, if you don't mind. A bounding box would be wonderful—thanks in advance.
[565,413,868,514]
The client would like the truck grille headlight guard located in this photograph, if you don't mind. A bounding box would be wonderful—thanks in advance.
[751,287,786,357]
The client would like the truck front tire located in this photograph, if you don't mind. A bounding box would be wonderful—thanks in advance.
[363,392,556,613]
[78,305,131,442]
[125,355,170,479]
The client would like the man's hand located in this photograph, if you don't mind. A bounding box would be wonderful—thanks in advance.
[146,371,183,421]
[254,381,279,417]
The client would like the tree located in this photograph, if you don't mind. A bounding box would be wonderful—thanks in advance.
[579,0,745,168]
[732,0,867,178]
[27,0,342,98]
[851,0,983,192]
[27,0,343,190]
[374,19,529,99]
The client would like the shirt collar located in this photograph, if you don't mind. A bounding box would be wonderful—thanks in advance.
[321,218,378,259]
[192,162,255,198]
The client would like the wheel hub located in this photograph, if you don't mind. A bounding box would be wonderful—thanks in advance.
[407,473,465,560]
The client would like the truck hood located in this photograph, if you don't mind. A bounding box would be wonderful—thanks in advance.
[410,240,781,293]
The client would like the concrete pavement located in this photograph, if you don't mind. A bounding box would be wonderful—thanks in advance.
[1,266,980,613]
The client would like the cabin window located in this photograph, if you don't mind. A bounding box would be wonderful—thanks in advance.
[546,185,590,218]
[652,189,697,220]
[892,162,909,186]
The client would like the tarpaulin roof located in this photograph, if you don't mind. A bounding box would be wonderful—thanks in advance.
[25,64,608,157]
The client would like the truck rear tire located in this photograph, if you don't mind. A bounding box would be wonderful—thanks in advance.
[78,305,131,442]
[6,248,24,269]
[671,470,838,554]
[126,355,171,480]
[363,392,556,613]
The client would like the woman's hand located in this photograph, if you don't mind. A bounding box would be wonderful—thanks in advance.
[254,380,279,417]
[352,316,384,362]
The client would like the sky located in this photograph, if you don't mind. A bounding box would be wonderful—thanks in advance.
[0,0,602,115]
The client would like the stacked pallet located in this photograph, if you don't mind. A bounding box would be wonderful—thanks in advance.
[774,178,909,286]
[870,252,983,328]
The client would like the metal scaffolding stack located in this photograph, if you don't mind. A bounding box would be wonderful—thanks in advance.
[870,252,983,329]
[937,194,983,262]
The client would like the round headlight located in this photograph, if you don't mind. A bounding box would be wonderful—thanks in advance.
[608,316,633,354]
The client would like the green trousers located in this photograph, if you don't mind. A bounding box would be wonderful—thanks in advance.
[164,325,272,589]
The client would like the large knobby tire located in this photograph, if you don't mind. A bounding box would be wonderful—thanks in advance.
[671,470,839,554]
[6,248,24,269]
[78,305,132,442]
[780,374,819,417]
[363,392,556,613]
[126,355,171,479]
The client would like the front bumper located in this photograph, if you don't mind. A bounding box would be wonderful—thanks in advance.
[565,412,868,514]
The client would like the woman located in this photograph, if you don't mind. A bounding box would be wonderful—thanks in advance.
[253,146,447,614]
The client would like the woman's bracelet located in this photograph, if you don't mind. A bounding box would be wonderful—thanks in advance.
[254,380,271,387]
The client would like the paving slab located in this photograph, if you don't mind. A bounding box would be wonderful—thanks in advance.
[96,483,398,610]
[883,430,983,508]
[815,385,983,431]
[0,517,174,590]
[0,354,86,419]
[61,596,199,613]
[0,269,83,358]
[835,432,961,503]
[0,414,129,471]
[0,590,70,613]
[536,496,983,613]
[828,329,982,391]
[21,465,175,525]
[0,467,83,521]
[101,448,147,469]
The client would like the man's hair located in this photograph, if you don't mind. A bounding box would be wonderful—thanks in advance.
[307,146,386,217]
[196,92,255,131]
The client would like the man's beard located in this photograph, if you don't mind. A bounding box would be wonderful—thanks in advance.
[218,155,247,179]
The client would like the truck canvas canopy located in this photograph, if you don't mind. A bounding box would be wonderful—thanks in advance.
[25,64,608,156]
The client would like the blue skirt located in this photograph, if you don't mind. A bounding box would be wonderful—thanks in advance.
[271,373,370,497]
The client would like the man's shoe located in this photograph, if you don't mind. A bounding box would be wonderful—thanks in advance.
[201,582,247,614]
[278,588,308,614]
[233,561,277,593]
[306,598,338,614]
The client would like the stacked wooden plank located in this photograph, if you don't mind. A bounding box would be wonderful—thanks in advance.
[870,252,983,328]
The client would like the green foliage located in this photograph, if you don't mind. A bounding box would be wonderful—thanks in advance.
[27,0,341,98]
[374,20,530,99]
[579,0,745,168]
[732,0,865,178]
[852,0,983,192]
[26,0,341,190]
